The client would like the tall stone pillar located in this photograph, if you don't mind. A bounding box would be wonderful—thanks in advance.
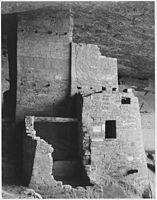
[16,8,73,122]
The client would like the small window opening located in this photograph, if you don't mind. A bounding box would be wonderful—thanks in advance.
[112,88,117,91]
[123,89,128,93]
[105,120,116,139]
[44,83,50,87]
[102,86,106,91]
[121,97,131,104]
[126,169,138,175]
[77,86,82,90]
[48,30,52,34]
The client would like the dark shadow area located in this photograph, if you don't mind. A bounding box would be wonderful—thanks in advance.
[142,185,152,198]
[2,14,23,186]
[112,87,117,91]
[76,93,93,187]
[34,120,91,187]
[146,150,155,155]
[147,163,155,173]
[121,97,131,104]
[147,153,155,161]
[34,122,79,161]
[2,121,17,184]
[123,89,128,93]
[2,90,12,118]
[31,94,92,188]
[125,169,138,176]
[2,14,17,120]
[22,130,37,186]
[146,151,155,172]
[2,121,25,185]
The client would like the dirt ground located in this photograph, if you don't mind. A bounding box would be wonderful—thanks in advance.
[2,153,155,199]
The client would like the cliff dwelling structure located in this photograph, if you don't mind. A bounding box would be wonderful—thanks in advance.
[2,3,154,199]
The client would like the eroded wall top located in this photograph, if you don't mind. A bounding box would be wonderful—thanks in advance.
[71,43,118,95]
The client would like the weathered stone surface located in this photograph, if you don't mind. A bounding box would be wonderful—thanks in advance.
[80,90,150,197]
[23,44,150,198]
[2,2,154,80]
[70,44,150,197]
[71,43,118,95]
[52,161,79,177]
[23,116,134,198]
[72,2,154,79]
[16,8,73,121]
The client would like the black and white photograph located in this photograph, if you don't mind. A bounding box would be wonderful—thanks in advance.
[1,1,155,198]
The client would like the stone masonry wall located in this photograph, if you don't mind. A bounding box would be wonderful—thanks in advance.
[24,116,146,198]
[81,90,150,197]
[22,39,150,197]
[24,116,115,198]
[16,8,73,121]
[71,43,118,95]
[71,43,150,197]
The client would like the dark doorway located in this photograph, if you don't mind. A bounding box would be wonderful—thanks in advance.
[105,120,116,139]
[34,121,91,187]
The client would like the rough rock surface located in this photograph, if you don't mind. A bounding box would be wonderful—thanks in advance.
[73,2,154,79]
[2,2,154,78]
[2,185,42,199]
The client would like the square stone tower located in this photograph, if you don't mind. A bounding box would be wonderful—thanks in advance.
[72,43,150,196]
[16,7,73,122]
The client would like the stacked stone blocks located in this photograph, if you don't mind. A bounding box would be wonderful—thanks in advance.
[80,91,149,195]
[16,8,73,121]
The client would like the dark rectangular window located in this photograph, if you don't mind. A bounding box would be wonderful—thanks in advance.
[105,120,116,139]
[112,87,117,91]
[121,97,131,104]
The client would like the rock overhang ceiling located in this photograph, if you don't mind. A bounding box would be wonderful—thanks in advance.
[1,1,155,79]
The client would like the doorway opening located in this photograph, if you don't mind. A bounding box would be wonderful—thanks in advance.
[34,118,91,187]
[105,120,116,139]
